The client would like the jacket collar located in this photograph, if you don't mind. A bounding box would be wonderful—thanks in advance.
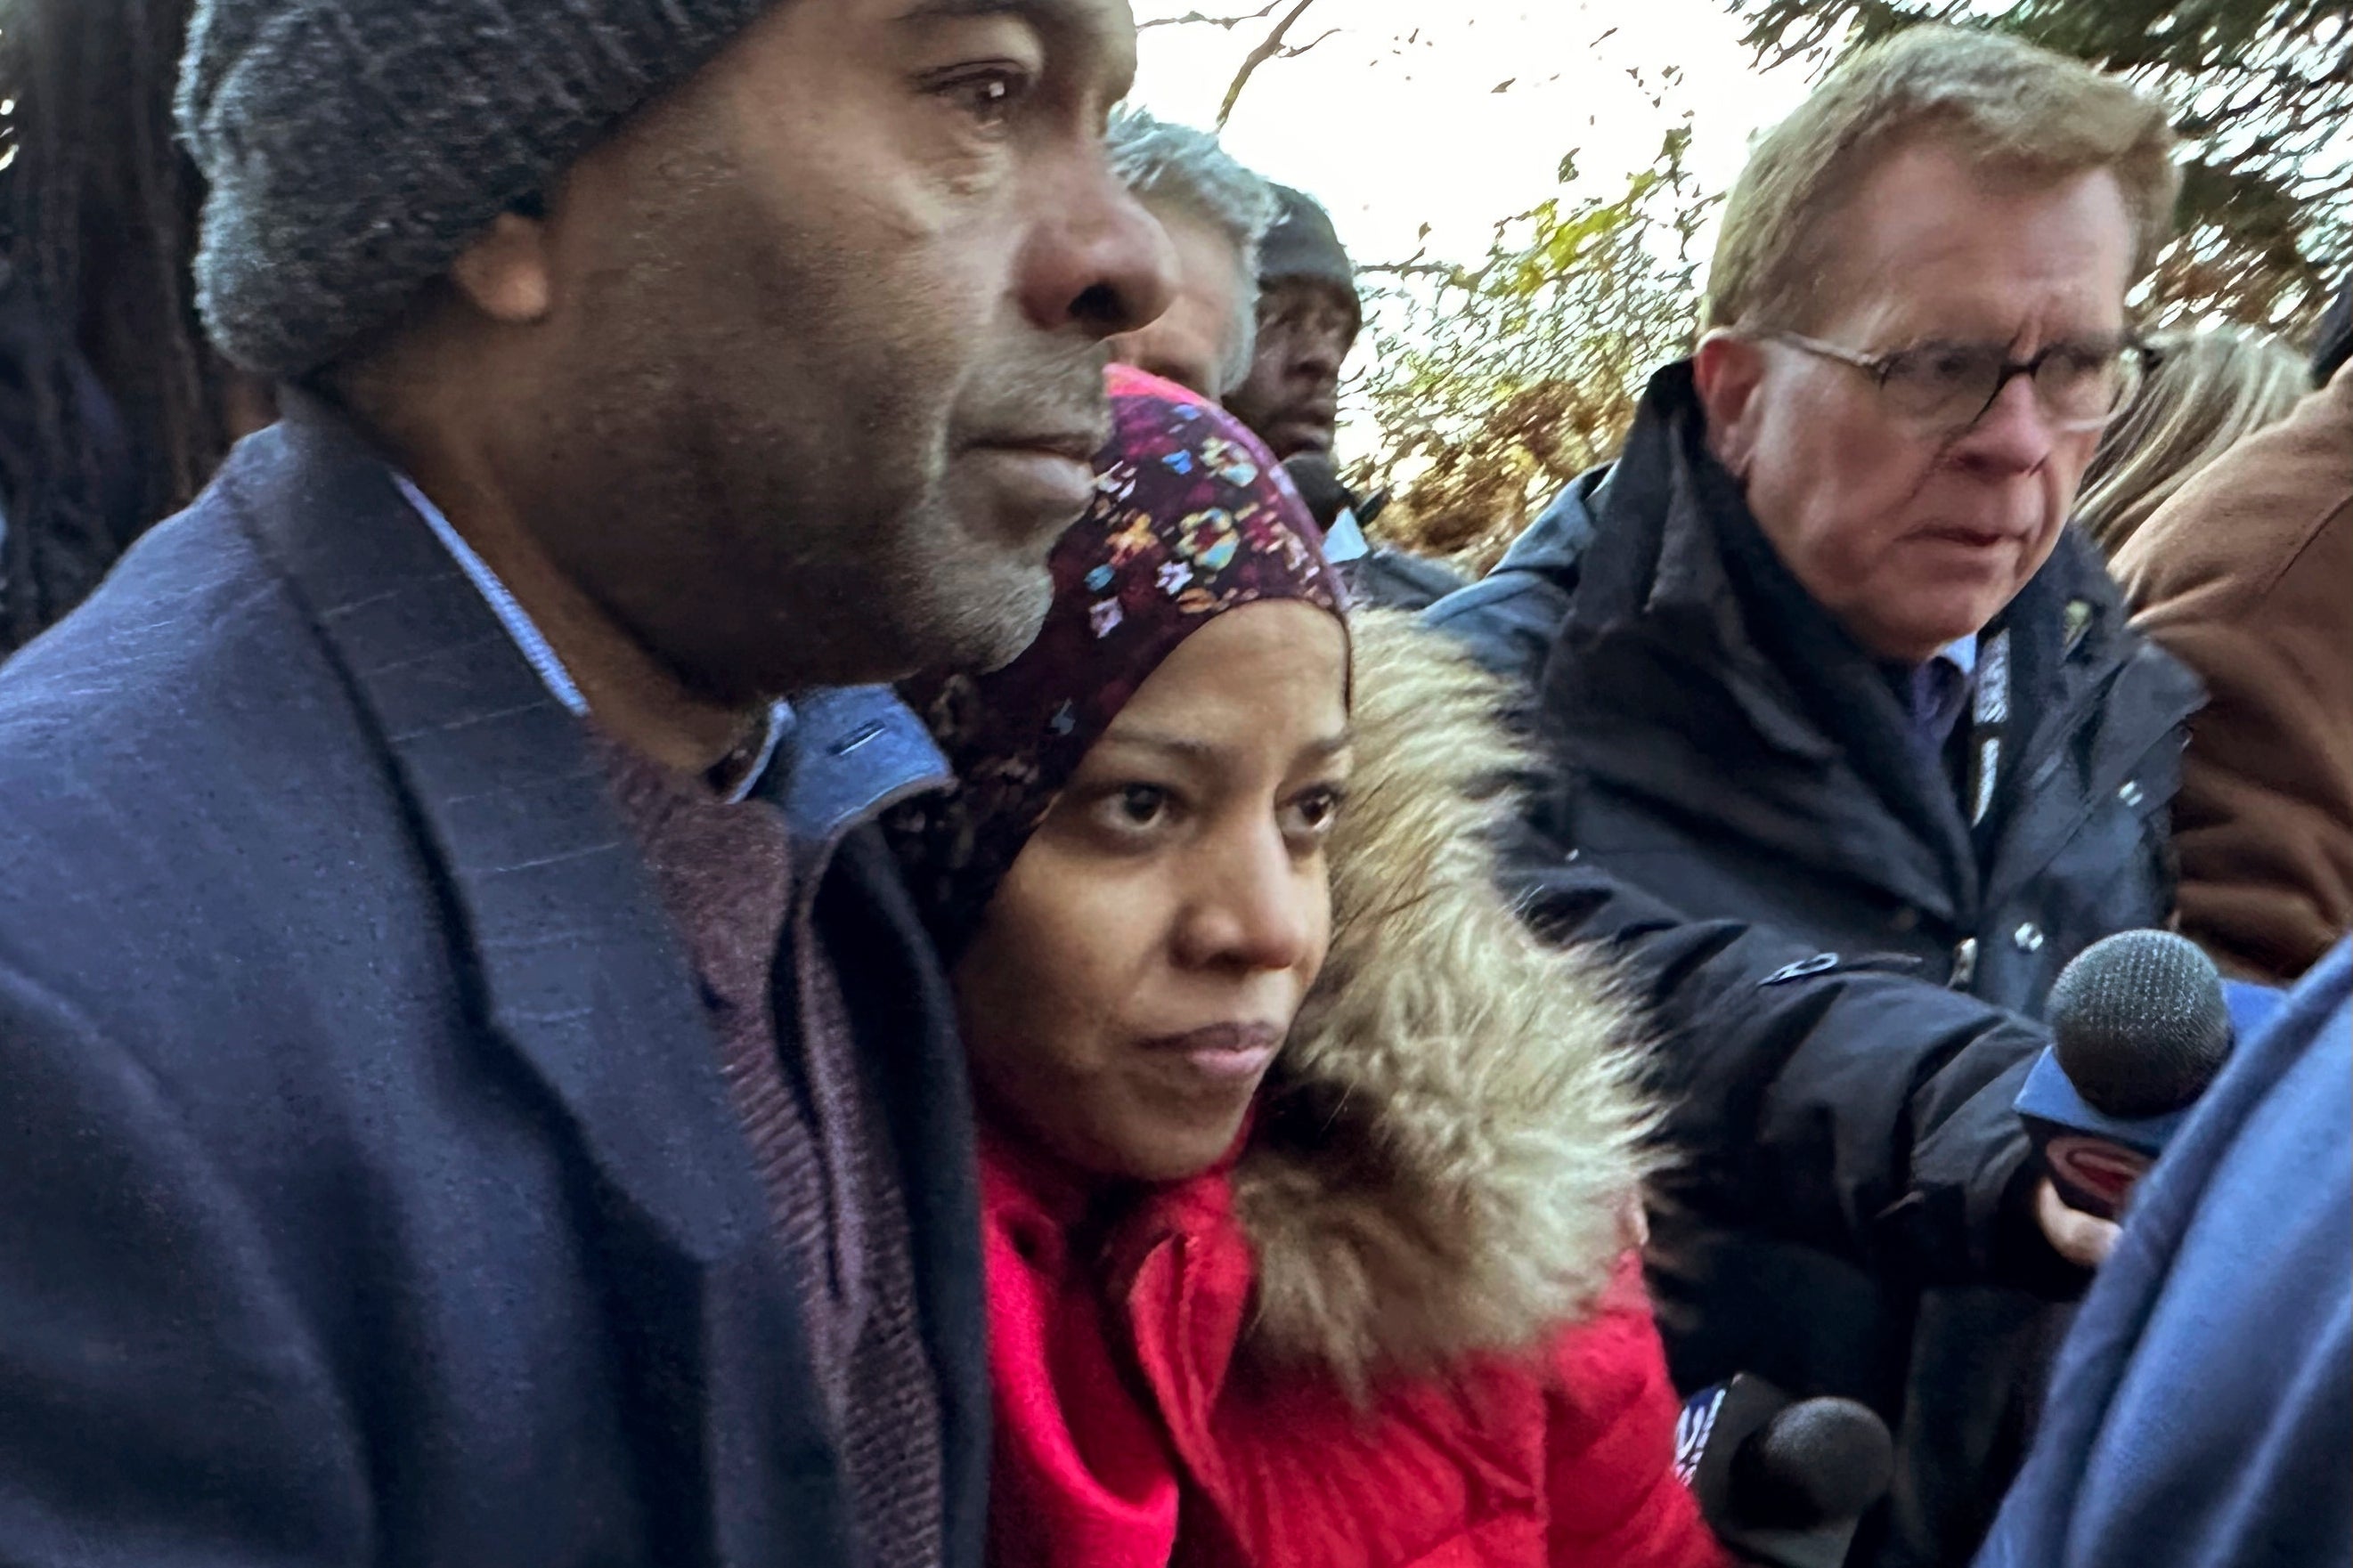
[756,687,954,881]
[1493,462,1610,579]
[1546,363,1961,910]
[1564,361,1862,759]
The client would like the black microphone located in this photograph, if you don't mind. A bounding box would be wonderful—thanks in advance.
[2015,930,2235,1219]
[1679,1375,1895,1568]
[1280,455,1391,531]
[1281,451,1354,533]
[1282,452,1376,575]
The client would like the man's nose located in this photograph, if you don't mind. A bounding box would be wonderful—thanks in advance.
[1951,372,2060,477]
[1018,149,1178,340]
[1290,331,1343,383]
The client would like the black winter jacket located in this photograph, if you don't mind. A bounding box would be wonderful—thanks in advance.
[1537,364,2197,1012]
[1440,362,2202,1566]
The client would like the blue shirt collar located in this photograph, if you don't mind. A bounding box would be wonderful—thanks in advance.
[1936,632,1979,678]
[395,471,792,806]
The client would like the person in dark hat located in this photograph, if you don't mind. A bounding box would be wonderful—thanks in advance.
[0,0,1173,1561]
[1229,185,1461,610]
[1225,184,1359,462]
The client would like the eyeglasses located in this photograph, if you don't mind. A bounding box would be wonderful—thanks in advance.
[1763,330,2146,435]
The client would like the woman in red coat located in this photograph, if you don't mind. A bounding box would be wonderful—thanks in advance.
[892,368,1725,1568]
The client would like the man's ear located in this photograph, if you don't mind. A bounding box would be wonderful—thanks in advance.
[449,212,556,326]
[1693,328,1767,478]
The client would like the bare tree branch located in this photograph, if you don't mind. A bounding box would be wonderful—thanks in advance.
[1137,3,1280,31]
[1213,0,1325,129]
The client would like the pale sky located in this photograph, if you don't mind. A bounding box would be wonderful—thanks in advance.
[1128,0,1821,275]
[1126,0,1823,454]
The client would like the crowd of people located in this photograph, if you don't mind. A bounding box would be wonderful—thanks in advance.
[0,0,2345,1566]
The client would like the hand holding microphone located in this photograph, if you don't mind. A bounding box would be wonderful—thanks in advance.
[2034,1178,2122,1269]
[2016,930,2235,1230]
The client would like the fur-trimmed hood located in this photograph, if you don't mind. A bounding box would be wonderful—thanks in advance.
[1233,610,1661,1392]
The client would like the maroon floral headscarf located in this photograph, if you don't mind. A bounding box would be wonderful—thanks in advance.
[890,366,1347,958]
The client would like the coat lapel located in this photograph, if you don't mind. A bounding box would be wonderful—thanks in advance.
[221,397,1004,1562]
[220,399,867,1559]
[223,396,769,1269]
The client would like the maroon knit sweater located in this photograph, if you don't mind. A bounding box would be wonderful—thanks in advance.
[593,730,943,1567]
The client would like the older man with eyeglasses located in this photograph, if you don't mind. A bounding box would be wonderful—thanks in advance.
[1432,27,2199,1568]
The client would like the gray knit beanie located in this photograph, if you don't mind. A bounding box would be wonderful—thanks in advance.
[177,0,779,378]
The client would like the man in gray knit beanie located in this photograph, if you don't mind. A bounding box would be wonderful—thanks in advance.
[178,0,1174,696]
[0,1,1171,1564]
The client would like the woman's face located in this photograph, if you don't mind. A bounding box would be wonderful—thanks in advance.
[954,601,1352,1183]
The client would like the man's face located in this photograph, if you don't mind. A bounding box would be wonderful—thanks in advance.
[1698,142,2135,663]
[1224,276,1357,459]
[499,0,1173,699]
[1108,205,1244,400]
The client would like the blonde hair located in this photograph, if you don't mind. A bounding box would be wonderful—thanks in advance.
[2076,326,2308,557]
[1706,26,2179,331]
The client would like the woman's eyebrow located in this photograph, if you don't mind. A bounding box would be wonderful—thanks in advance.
[1092,729,1219,765]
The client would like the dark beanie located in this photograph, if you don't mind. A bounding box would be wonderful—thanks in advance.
[177,0,779,378]
[1259,184,1359,328]
[2313,273,2350,387]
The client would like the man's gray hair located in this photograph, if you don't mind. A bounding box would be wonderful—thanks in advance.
[1706,26,2178,332]
[1106,108,1278,395]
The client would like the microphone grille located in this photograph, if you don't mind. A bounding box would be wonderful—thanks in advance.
[1732,1397,1896,1527]
[2047,930,2231,1117]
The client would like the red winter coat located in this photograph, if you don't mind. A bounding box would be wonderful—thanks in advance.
[981,615,1726,1568]
[984,1143,1723,1568]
